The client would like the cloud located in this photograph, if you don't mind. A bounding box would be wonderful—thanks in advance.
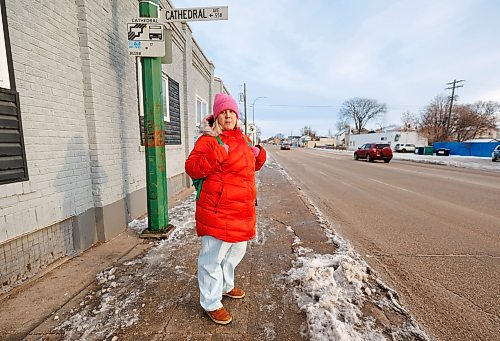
[175,0,500,137]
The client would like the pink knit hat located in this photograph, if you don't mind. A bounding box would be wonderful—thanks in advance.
[213,93,239,119]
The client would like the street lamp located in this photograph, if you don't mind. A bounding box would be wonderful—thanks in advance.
[250,96,267,145]
[252,96,267,125]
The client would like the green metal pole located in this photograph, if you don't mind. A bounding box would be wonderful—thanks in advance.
[140,0,168,232]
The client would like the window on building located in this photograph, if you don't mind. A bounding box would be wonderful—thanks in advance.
[137,59,181,146]
[196,96,207,127]
[0,0,28,185]
[161,74,170,122]
[0,3,10,89]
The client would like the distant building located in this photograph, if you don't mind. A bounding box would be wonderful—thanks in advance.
[302,137,336,148]
[345,130,428,150]
[288,135,301,147]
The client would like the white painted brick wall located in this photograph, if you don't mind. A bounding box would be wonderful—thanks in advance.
[1,0,93,243]
[0,0,226,291]
[78,0,147,207]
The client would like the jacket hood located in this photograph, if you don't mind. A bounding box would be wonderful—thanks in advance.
[199,115,218,137]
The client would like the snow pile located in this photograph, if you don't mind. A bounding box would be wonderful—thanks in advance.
[393,153,500,172]
[289,249,385,341]
[128,217,148,234]
[276,162,430,341]
[56,266,144,340]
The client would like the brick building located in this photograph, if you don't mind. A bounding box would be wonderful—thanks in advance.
[0,0,228,292]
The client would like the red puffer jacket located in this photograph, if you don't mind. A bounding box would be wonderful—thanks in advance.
[185,128,266,242]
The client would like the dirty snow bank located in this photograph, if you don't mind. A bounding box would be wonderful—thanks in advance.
[269,158,430,341]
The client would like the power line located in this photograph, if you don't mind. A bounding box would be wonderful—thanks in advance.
[256,104,342,108]
[251,104,424,110]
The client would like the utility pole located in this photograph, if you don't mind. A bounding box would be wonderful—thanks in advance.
[243,83,247,135]
[140,0,169,234]
[445,79,465,135]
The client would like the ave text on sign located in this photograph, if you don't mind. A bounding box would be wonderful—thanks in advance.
[163,6,228,22]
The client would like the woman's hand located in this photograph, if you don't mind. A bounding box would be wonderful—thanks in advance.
[250,146,260,157]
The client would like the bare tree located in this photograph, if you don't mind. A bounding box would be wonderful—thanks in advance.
[419,95,451,143]
[300,125,317,139]
[335,120,349,133]
[327,129,333,138]
[400,111,419,131]
[339,97,387,132]
[375,114,387,131]
[420,96,498,143]
[256,125,262,143]
[451,101,498,142]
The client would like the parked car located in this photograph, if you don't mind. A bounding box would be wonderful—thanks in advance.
[492,145,500,162]
[354,143,393,163]
[394,143,416,153]
[280,143,291,150]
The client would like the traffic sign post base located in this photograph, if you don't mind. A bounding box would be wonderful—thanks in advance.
[140,224,176,239]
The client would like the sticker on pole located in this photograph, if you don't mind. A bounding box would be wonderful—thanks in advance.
[127,22,165,57]
[163,6,228,22]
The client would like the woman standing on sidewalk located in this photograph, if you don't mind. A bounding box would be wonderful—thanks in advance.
[185,93,266,324]
[185,93,267,325]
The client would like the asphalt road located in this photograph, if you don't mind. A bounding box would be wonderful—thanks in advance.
[269,147,500,341]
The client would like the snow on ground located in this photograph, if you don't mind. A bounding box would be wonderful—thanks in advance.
[392,153,500,172]
[314,148,500,172]
[269,155,430,341]
[57,157,430,340]
[56,195,198,340]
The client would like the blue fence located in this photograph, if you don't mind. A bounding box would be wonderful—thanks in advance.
[433,142,500,157]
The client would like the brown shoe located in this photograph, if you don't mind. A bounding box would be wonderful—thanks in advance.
[223,288,246,299]
[207,306,232,325]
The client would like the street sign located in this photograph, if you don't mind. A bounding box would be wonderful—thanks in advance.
[127,22,165,57]
[163,6,228,22]
[249,124,256,134]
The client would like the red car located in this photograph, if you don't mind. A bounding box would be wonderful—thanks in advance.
[354,143,393,163]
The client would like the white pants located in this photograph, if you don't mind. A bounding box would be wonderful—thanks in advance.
[198,235,247,311]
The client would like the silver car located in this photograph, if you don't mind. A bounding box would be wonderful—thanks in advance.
[394,143,416,153]
[492,145,500,162]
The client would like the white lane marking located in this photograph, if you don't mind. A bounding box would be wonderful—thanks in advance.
[368,178,411,192]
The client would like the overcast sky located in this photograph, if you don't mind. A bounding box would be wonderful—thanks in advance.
[173,0,500,138]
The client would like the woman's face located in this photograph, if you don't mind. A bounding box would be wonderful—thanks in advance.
[217,109,237,130]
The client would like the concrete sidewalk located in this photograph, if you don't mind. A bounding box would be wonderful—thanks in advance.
[1,162,323,340]
[0,159,425,340]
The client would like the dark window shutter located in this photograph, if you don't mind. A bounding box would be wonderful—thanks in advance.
[139,76,182,146]
[165,77,181,145]
[139,115,145,146]
[0,88,28,184]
